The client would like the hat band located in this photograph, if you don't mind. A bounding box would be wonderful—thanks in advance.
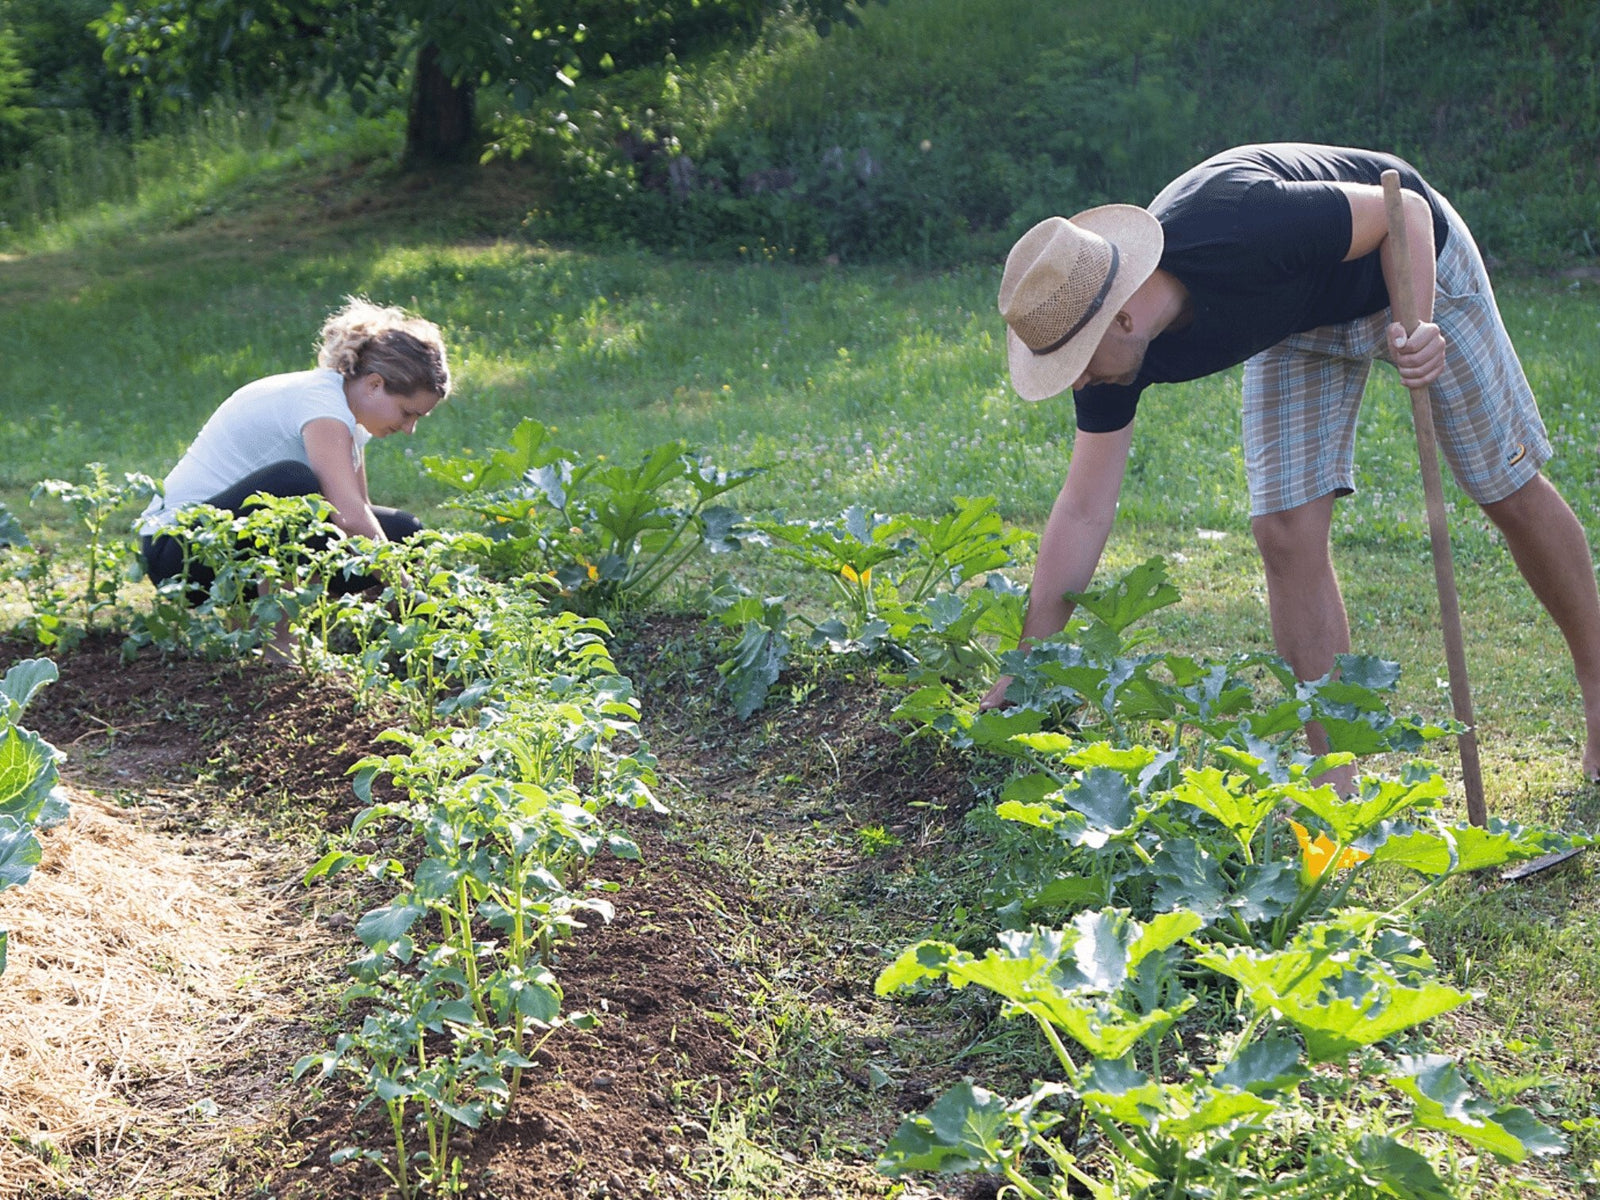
[1030,244,1121,357]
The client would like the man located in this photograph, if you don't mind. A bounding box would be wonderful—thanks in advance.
[983,143,1600,785]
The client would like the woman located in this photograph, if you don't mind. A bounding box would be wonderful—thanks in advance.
[139,297,452,647]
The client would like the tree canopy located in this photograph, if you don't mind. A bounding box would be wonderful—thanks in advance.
[94,0,875,165]
[0,23,29,162]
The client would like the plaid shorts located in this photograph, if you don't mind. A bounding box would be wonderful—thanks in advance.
[1241,196,1550,516]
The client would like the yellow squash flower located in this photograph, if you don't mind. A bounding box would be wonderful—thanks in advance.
[1288,819,1371,881]
[840,564,871,585]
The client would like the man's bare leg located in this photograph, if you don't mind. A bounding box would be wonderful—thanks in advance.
[1251,494,1357,792]
[1480,473,1600,781]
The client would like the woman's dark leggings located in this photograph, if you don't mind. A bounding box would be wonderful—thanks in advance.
[141,460,421,602]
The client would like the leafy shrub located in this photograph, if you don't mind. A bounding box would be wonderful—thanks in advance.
[0,21,30,165]
[712,496,1031,717]
[421,418,763,615]
[489,0,1599,267]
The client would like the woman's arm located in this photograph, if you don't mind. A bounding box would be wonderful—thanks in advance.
[302,418,387,540]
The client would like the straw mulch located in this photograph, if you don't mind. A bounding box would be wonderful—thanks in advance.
[0,785,335,1198]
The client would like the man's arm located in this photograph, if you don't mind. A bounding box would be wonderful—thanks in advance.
[981,423,1134,708]
[1337,181,1446,389]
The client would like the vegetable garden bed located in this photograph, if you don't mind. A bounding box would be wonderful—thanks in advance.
[2,627,993,1200]
[1,433,1596,1200]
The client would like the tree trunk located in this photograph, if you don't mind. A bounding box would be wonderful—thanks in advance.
[405,42,476,166]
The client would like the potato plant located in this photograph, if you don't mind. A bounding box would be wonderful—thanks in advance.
[3,465,156,648]
[127,492,342,662]
[295,579,658,1197]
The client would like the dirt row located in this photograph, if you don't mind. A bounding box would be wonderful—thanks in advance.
[2,626,1001,1199]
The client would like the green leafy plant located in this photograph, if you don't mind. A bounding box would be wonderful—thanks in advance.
[422,418,764,614]
[125,492,344,662]
[0,657,64,977]
[5,464,157,647]
[896,558,1458,776]
[295,530,501,725]
[294,949,536,1200]
[715,496,1031,716]
[297,578,659,1196]
[879,903,1569,1197]
[874,557,1586,1195]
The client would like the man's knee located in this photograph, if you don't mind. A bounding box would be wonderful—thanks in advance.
[1252,499,1336,572]
[1480,473,1547,524]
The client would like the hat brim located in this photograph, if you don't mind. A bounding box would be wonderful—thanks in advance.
[1006,204,1164,403]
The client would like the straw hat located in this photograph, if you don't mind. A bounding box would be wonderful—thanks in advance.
[998,206,1164,401]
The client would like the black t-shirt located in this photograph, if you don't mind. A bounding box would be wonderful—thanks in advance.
[1073,143,1450,433]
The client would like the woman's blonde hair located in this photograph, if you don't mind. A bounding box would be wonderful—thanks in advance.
[316,297,452,399]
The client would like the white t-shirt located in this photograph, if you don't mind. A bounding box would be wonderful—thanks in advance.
[140,368,370,533]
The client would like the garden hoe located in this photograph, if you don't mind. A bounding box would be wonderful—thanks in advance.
[1383,172,1589,879]
[1380,169,1489,829]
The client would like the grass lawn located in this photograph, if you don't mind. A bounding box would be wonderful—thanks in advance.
[8,157,1600,790]
[4,151,1600,1194]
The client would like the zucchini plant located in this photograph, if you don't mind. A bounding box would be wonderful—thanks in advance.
[714,496,1031,717]
[874,561,1589,1197]
[0,658,64,976]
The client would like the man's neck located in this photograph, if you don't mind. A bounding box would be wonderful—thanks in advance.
[1137,269,1193,337]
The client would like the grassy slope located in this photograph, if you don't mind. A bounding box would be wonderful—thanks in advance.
[502,0,1597,267]
[6,150,1600,791]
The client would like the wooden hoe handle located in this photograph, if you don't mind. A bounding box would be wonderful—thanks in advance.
[1380,169,1488,826]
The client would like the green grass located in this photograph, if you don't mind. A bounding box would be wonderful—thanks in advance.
[6,148,1600,788]
[4,125,1600,1195]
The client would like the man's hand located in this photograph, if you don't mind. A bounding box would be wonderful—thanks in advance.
[979,674,1014,711]
[1388,319,1446,389]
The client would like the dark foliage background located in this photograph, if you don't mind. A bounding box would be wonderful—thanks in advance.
[1,0,1596,265]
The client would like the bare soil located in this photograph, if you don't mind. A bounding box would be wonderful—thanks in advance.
[3,620,1001,1200]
